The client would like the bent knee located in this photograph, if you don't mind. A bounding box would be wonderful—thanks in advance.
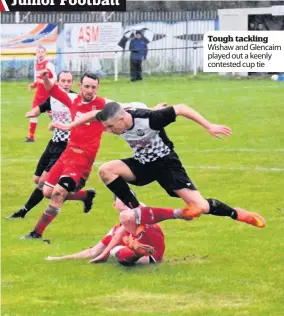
[33,175,40,185]
[42,185,53,199]
[98,163,114,181]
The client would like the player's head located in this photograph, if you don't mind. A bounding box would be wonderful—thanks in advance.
[96,102,128,135]
[57,71,73,92]
[36,45,46,62]
[79,72,100,102]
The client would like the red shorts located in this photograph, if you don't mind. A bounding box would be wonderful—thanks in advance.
[45,148,94,190]
[32,94,49,108]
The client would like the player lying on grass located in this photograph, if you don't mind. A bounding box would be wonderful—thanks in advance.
[46,197,165,266]
[51,102,266,230]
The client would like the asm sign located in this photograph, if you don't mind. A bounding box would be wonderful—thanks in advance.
[64,23,122,52]
[78,25,100,43]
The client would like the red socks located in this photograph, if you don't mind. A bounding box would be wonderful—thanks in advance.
[34,211,57,235]
[139,206,176,225]
[66,190,87,201]
[29,122,37,140]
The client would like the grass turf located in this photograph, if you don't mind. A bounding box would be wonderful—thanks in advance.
[1,75,284,315]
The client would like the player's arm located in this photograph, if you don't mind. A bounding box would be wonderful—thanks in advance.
[46,61,56,83]
[28,82,37,90]
[173,104,232,139]
[149,106,232,139]
[40,69,73,108]
[46,242,106,261]
[89,226,127,264]
[49,109,100,131]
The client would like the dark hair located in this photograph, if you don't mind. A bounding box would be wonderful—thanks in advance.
[80,72,100,84]
[57,70,73,81]
[96,102,124,122]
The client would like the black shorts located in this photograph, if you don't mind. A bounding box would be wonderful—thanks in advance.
[34,140,67,177]
[121,151,197,198]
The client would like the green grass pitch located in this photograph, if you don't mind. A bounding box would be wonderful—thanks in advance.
[2,75,284,315]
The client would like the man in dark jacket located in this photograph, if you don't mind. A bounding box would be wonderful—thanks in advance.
[129,31,148,82]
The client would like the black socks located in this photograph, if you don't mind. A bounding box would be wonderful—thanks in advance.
[24,188,44,212]
[207,198,238,219]
[107,177,140,208]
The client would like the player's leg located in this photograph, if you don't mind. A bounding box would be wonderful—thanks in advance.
[65,184,96,214]
[5,143,52,219]
[99,159,146,209]
[62,152,96,213]
[25,97,39,142]
[160,153,266,227]
[20,159,65,239]
[110,246,146,266]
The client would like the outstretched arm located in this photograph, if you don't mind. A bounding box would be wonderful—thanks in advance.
[50,109,100,132]
[173,104,232,139]
[40,69,73,108]
[46,242,106,261]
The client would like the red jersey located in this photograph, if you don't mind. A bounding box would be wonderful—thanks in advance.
[49,84,105,160]
[34,60,56,100]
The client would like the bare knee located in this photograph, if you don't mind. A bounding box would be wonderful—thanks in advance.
[51,185,68,205]
[37,180,45,190]
[43,185,53,199]
[99,163,115,182]
[33,175,40,185]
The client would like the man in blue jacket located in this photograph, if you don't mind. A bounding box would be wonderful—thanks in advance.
[129,31,148,82]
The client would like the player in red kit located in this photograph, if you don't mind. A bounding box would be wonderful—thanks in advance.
[21,70,105,240]
[46,197,165,266]
[25,45,56,142]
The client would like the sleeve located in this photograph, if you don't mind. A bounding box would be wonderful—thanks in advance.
[49,84,73,108]
[46,62,56,83]
[39,97,51,113]
[149,107,177,130]
[122,102,148,110]
[144,43,148,59]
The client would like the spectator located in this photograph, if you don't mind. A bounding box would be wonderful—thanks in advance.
[129,31,148,82]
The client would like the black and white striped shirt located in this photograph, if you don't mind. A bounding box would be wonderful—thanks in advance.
[120,107,176,164]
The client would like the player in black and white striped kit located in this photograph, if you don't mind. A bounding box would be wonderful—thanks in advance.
[51,101,266,230]
[6,71,95,220]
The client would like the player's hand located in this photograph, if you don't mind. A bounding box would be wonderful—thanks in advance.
[45,256,63,261]
[153,102,167,110]
[88,253,109,264]
[49,122,71,131]
[206,124,232,139]
[39,69,50,80]
[28,83,36,91]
